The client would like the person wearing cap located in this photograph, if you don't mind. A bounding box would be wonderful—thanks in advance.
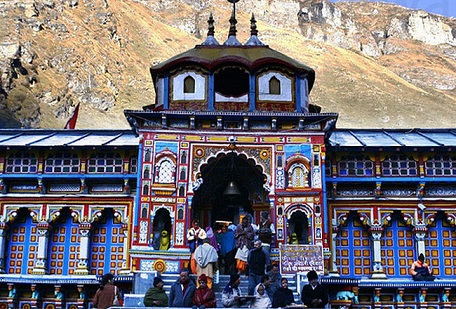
[144,276,168,307]
[222,273,243,308]
[300,270,328,308]
[192,274,217,309]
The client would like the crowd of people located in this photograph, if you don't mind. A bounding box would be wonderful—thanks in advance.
[94,216,435,309]
[141,268,328,308]
[92,214,331,308]
[139,213,329,308]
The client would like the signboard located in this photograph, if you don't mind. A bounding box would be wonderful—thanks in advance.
[279,244,324,275]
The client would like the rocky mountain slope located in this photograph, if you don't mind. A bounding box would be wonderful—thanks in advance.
[0,0,455,129]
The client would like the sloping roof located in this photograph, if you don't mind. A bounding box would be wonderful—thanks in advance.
[150,45,316,91]
[328,129,456,148]
[0,130,139,147]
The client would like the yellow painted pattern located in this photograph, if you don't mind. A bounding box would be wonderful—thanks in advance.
[236,137,257,143]
[207,136,230,142]
[183,136,204,141]
[261,137,284,143]
[155,134,179,140]
[288,137,310,143]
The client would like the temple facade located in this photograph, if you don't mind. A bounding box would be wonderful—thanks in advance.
[0,4,456,309]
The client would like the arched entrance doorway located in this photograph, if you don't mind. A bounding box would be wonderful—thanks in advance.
[287,208,310,244]
[191,152,269,229]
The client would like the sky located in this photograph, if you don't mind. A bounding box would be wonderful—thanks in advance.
[330,0,455,18]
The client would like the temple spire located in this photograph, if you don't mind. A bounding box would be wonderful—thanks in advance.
[245,13,264,46]
[202,13,220,45]
[224,0,242,46]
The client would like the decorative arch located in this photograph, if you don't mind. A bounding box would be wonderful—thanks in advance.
[191,148,272,193]
[151,206,173,250]
[88,206,127,275]
[184,76,195,93]
[154,149,177,185]
[172,71,206,101]
[5,207,39,274]
[190,146,273,227]
[285,154,311,189]
[214,66,249,102]
[284,204,313,244]
[257,71,292,102]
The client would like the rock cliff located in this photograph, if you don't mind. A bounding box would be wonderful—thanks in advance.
[0,0,455,129]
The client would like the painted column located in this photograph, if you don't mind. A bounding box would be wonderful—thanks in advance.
[32,221,51,275]
[208,74,214,111]
[0,222,8,273]
[413,224,427,256]
[75,222,92,275]
[329,219,339,276]
[370,224,387,279]
[249,74,256,111]
[120,223,130,274]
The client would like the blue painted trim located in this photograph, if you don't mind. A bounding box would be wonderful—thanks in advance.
[134,143,144,227]
[322,159,329,237]
[163,76,169,109]
[0,174,137,179]
[295,76,301,112]
[208,73,214,111]
[328,176,456,182]
[249,74,256,111]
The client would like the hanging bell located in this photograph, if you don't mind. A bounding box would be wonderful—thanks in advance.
[223,181,241,196]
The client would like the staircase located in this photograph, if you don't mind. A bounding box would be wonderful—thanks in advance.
[125,273,302,308]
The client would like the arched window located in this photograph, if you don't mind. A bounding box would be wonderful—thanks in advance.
[289,163,309,188]
[48,207,79,275]
[336,211,371,278]
[181,151,187,164]
[184,76,195,93]
[155,158,176,184]
[6,208,38,274]
[269,76,281,94]
[90,209,125,275]
[381,211,414,277]
[179,186,185,196]
[144,149,151,162]
[143,182,149,195]
[141,204,148,218]
[143,166,150,179]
